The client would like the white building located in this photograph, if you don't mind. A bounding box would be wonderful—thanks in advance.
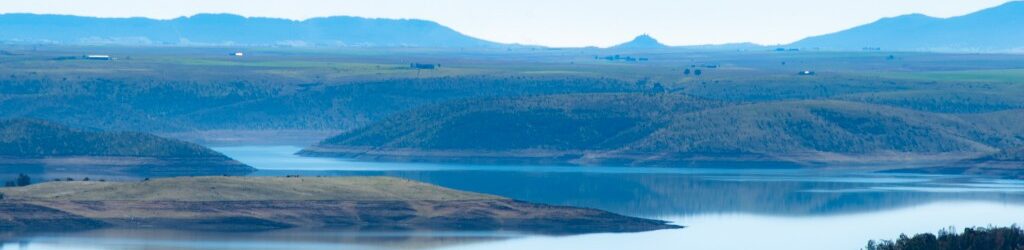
[84,55,112,60]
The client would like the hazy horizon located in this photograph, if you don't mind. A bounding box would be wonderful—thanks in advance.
[0,0,1015,47]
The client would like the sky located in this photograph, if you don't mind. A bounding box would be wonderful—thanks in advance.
[0,0,1014,47]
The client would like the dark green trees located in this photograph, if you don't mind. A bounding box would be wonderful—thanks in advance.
[866,226,1024,250]
[3,173,31,187]
[17,174,31,186]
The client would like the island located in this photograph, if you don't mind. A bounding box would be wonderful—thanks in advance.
[0,176,679,234]
[0,119,254,177]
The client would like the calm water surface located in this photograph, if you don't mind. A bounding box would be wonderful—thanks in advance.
[5,145,1024,250]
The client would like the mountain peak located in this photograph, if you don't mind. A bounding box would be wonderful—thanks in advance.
[612,34,668,49]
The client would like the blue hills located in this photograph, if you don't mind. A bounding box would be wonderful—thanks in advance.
[1,1,1023,52]
[791,1,1024,52]
[0,13,498,47]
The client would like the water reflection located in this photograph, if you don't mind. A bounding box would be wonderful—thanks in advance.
[1,229,523,250]
[444,202,1024,250]
[248,170,1022,217]
[214,147,1024,216]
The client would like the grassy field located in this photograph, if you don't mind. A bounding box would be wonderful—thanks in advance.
[0,176,501,201]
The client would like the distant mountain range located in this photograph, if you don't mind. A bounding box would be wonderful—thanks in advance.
[0,1,1022,52]
[790,1,1024,52]
[0,13,499,48]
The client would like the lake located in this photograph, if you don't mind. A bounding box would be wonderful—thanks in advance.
[5,145,1024,250]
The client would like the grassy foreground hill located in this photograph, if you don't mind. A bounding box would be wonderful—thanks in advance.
[0,176,679,233]
[301,93,1024,167]
[0,119,254,177]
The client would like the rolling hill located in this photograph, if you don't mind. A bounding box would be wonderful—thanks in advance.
[0,119,254,177]
[299,93,718,164]
[790,1,1024,52]
[301,94,1024,166]
[0,13,498,47]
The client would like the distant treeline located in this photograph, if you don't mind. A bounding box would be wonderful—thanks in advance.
[866,226,1024,250]
[0,74,645,131]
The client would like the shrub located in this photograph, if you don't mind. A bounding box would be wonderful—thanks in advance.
[16,174,31,187]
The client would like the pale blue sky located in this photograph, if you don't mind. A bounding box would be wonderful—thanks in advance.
[0,0,1014,47]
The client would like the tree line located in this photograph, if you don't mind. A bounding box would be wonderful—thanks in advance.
[866,226,1024,250]
[3,173,31,187]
